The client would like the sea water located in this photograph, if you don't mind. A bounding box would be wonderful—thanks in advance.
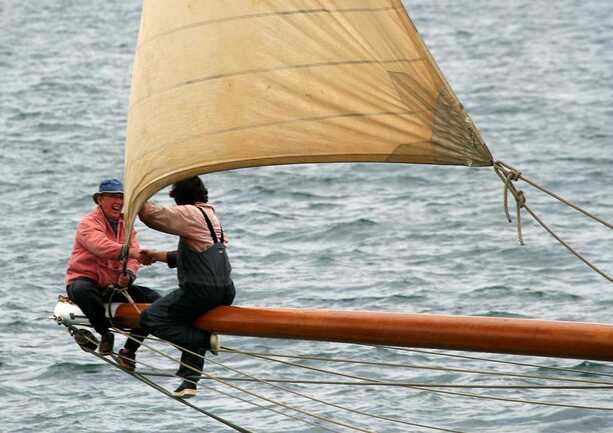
[1,1,612,432]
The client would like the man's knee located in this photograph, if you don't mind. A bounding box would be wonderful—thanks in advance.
[68,279,99,302]
[139,309,153,330]
[131,285,161,303]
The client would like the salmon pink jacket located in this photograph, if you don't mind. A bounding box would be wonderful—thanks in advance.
[65,206,140,287]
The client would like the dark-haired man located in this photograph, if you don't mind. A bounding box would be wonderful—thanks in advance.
[138,176,236,398]
[65,178,160,369]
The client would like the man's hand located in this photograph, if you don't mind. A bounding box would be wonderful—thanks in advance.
[117,273,131,288]
[139,249,157,266]
[128,248,141,260]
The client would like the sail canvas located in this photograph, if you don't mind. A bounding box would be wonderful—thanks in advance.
[123,0,493,231]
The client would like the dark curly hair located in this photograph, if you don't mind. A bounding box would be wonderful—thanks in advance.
[170,176,208,205]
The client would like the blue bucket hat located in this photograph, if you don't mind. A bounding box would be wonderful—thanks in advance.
[92,178,124,203]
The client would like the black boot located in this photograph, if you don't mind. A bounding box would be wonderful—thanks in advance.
[98,332,114,355]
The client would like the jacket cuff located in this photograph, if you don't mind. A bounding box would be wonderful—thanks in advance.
[166,251,178,269]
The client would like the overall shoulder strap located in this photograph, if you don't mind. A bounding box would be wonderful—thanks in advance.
[196,206,220,244]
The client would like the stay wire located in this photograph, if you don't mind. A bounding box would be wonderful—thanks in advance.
[136,372,613,390]
[64,323,252,433]
[202,350,464,433]
[389,347,613,380]
[225,346,613,411]
[226,348,613,386]
[80,325,349,433]
[112,329,467,433]
[111,327,370,433]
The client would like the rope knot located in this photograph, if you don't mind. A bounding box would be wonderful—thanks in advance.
[516,190,526,208]
[505,169,521,182]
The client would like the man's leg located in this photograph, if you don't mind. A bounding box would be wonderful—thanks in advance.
[66,278,111,336]
[140,289,208,380]
[121,285,161,353]
[66,278,114,354]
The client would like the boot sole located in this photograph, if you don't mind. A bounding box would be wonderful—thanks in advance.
[173,389,197,398]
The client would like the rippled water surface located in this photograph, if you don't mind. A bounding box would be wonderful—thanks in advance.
[2,1,613,432]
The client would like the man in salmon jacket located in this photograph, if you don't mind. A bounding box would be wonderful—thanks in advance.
[65,178,160,370]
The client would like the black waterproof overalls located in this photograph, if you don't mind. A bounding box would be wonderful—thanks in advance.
[140,207,235,381]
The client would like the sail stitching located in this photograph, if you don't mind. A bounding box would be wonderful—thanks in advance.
[136,6,400,50]
[128,58,425,111]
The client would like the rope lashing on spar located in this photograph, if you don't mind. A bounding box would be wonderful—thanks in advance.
[493,160,613,284]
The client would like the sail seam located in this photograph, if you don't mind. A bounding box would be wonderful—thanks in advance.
[203,109,428,136]
[128,58,425,111]
[137,6,400,49]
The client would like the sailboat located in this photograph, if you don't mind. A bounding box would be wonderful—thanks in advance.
[53,1,613,431]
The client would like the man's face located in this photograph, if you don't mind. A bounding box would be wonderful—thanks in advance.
[97,193,124,220]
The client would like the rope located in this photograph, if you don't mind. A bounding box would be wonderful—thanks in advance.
[61,319,613,432]
[523,205,613,284]
[112,286,142,314]
[497,160,613,231]
[227,348,613,386]
[110,328,372,433]
[224,347,613,411]
[69,324,343,433]
[63,323,253,433]
[391,347,613,380]
[201,352,464,433]
[136,372,613,390]
[493,160,613,283]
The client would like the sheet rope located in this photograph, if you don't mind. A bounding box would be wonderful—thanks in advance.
[494,160,613,283]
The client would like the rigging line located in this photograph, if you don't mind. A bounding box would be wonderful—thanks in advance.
[115,286,142,314]
[493,161,613,283]
[111,328,373,433]
[226,348,613,386]
[523,204,613,284]
[136,372,613,390]
[96,327,346,433]
[225,347,613,411]
[493,162,525,244]
[125,331,464,433]
[201,351,465,433]
[63,324,252,433]
[495,160,613,231]
[141,338,613,386]
[135,365,345,433]
[390,347,613,379]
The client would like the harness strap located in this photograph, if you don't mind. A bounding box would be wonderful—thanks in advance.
[197,206,224,244]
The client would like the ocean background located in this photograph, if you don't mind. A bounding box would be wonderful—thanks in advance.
[1,1,613,432]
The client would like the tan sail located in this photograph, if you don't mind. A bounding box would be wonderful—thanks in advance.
[123,0,493,231]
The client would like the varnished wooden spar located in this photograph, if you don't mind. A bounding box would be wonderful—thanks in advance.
[114,304,613,361]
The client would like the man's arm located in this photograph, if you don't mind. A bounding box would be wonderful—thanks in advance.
[139,202,192,237]
[140,249,178,269]
[77,220,124,259]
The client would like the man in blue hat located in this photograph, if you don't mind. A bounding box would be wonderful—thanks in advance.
[65,178,160,370]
